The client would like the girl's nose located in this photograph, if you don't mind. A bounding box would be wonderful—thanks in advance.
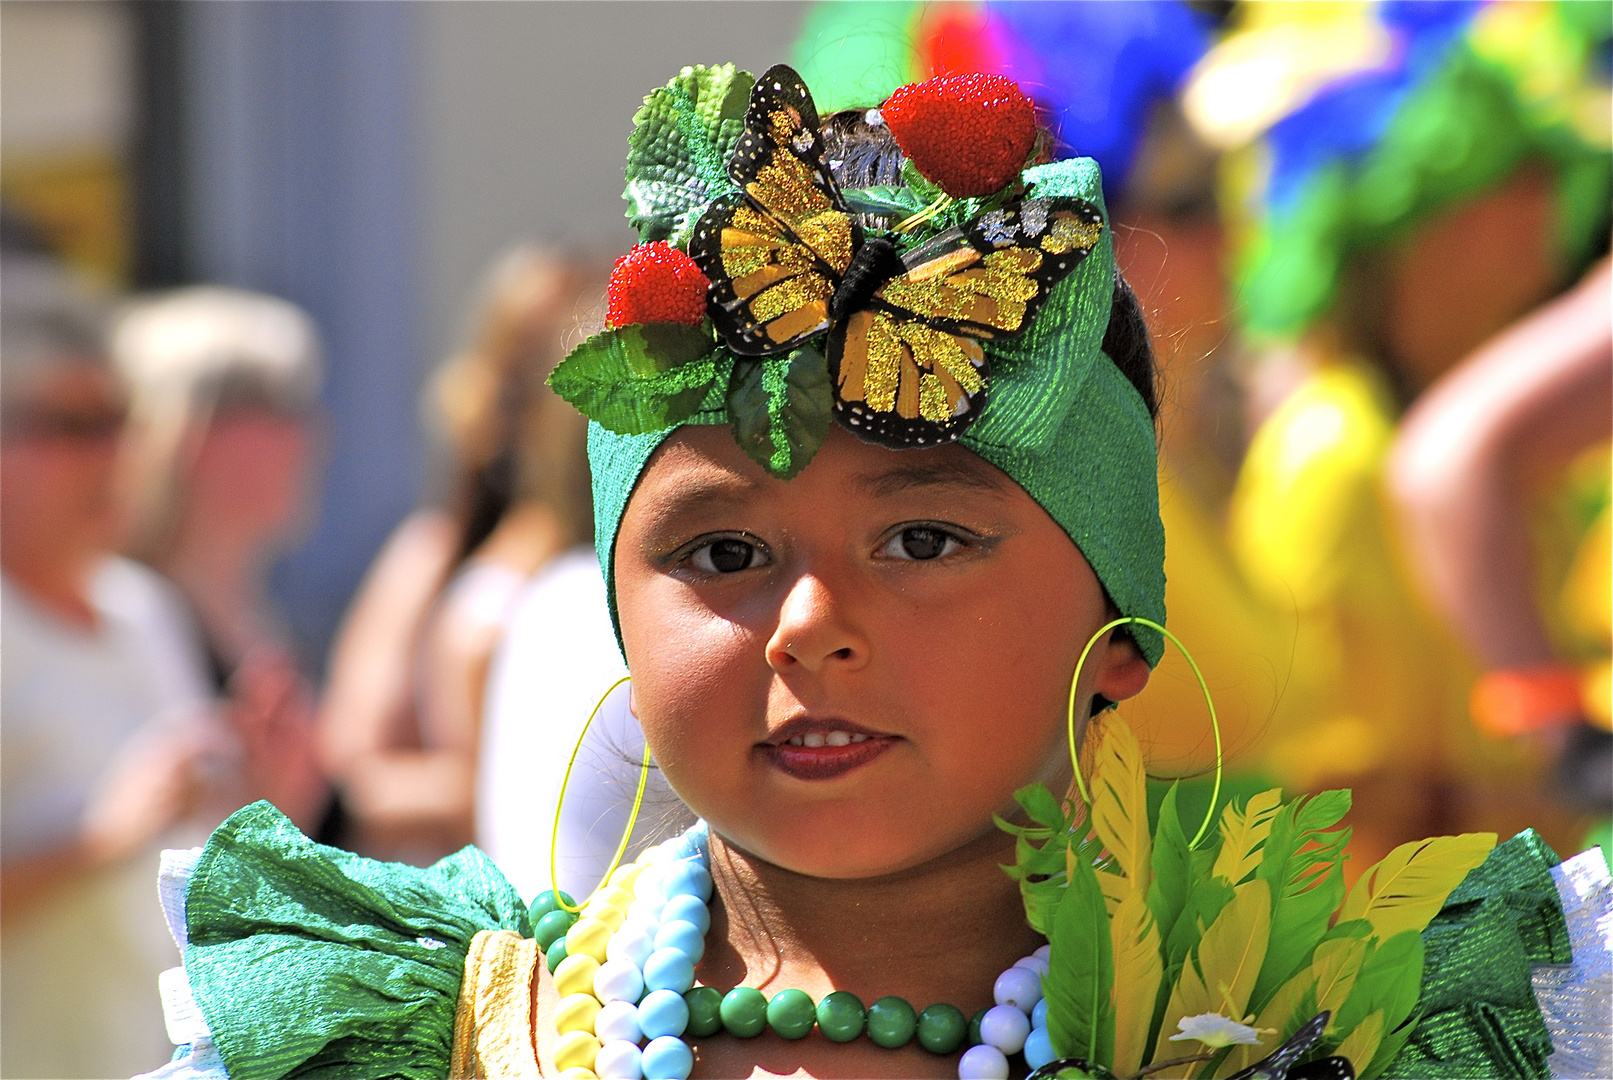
[764,573,868,675]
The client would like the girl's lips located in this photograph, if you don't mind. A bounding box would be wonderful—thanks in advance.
[756,718,899,781]
[758,736,898,781]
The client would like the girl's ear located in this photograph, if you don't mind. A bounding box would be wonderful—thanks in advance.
[1094,632,1151,705]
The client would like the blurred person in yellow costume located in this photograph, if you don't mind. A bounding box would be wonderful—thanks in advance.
[1178,0,1612,863]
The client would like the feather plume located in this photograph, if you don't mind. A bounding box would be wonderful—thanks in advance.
[1110,890,1165,1076]
[1212,788,1282,885]
[1151,879,1272,1073]
[1213,965,1316,1078]
[1047,850,1116,1064]
[1090,714,1152,889]
[1310,936,1371,1028]
[1338,833,1496,940]
[1334,1009,1384,1072]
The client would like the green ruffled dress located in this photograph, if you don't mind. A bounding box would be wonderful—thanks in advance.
[138,802,1610,1079]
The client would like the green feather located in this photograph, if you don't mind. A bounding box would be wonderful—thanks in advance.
[1249,790,1351,1012]
[1047,851,1115,1064]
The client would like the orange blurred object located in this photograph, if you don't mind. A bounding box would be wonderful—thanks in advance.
[1470,665,1585,736]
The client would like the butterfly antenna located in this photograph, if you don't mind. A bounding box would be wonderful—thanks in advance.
[894,193,953,235]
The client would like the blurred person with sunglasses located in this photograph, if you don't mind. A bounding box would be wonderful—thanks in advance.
[0,254,221,1077]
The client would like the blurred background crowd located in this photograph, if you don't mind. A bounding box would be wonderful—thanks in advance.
[0,2,1608,1075]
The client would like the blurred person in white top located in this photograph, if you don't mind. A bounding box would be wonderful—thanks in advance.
[0,254,219,1077]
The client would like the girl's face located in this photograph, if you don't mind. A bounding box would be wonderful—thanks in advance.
[615,424,1150,879]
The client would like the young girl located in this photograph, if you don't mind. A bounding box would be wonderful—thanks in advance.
[142,61,1608,1080]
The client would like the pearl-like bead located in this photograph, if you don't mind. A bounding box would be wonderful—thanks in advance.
[594,1039,643,1080]
[642,947,695,993]
[1031,998,1048,1030]
[593,958,645,1004]
[993,966,1043,1012]
[1032,944,1051,961]
[626,896,665,927]
[660,861,713,903]
[654,920,705,964]
[660,894,710,935]
[1013,954,1050,977]
[957,1043,1010,1080]
[640,1034,694,1080]
[594,998,643,1044]
[637,987,690,1039]
[1023,1026,1056,1070]
[607,925,657,969]
[553,1029,602,1073]
[607,863,646,892]
[978,1004,1031,1054]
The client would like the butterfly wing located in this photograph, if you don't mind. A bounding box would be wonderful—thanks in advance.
[689,64,860,356]
[830,197,1105,448]
[1224,1012,1333,1080]
[1286,1057,1356,1080]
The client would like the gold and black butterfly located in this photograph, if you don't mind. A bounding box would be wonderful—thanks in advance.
[689,64,1105,449]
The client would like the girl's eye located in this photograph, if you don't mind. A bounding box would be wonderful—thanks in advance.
[689,537,768,573]
[879,526,962,561]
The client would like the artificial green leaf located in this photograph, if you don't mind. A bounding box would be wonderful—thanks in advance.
[1249,791,1352,1012]
[548,324,721,434]
[843,184,930,220]
[1047,852,1115,1064]
[900,157,944,203]
[1017,783,1070,831]
[726,344,833,479]
[624,64,753,242]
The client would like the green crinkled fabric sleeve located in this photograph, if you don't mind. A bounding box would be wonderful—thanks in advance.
[184,801,531,1079]
[1390,829,1571,1079]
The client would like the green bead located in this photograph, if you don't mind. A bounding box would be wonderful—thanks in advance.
[684,986,724,1038]
[719,986,768,1038]
[968,1007,988,1046]
[544,936,569,974]
[865,996,917,1049]
[527,889,575,926]
[533,909,577,951]
[766,988,817,1040]
[916,1003,967,1054]
[815,991,866,1043]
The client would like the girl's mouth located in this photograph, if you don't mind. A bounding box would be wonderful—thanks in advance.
[757,718,899,781]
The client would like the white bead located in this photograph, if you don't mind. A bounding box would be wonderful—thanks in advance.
[633,866,666,901]
[592,958,645,1004]
[979,1004,1031,1054]
[994,966,1043,1012]
[608,925,657,969]
[594,999,643,1044]
[627,896,665,926]
[957,1043,1010,1079]
[595,1039,644,1080]
[1013,955,1050,977]
[1032,944,1051,961]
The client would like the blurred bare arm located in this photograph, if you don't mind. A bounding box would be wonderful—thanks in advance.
[1389,258,1613,668]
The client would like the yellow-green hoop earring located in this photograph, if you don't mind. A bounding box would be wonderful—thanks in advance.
[548,674,650,913]
[1065,616,1223,849]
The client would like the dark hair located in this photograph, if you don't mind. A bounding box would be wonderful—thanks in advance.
[823,111,1159,420]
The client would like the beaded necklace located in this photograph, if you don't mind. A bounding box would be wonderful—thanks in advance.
[531,822,1057,1080]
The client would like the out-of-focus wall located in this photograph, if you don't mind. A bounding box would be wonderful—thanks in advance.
[418,1,807,362]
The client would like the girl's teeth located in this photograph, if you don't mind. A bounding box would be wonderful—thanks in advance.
[825,731,851,747]
[788,736,804,746]
[849,733,868,742]
[802,732,826,748]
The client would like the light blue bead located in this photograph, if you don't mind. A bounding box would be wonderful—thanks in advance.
[669,833,703,859]
[1023,1027,1055,1070]
[641,1035,694,1080]
[661,894,710,935]
[654,919,706,964]
[661,861,713,903]
[637,987,691,1039]
[1031,998,1048,1030]
[642,947,696,993]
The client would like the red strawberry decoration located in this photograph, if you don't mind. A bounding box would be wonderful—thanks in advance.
[882,73,1037,199]
[607,241,709,328]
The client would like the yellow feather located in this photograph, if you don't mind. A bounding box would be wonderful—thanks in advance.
[1334,1008,1384,1071]
[1110,891,1164,1077]
[1339,833,1496,939]
[1090,715,1152,888]
[1213,965,1313,1078]
[1097,867,1127,916]
[1152,880,1272,1073]
[1311,935,1371,1029]
[1211,788,1283,885]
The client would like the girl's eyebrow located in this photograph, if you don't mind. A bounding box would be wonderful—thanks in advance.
[852,456,1012,499]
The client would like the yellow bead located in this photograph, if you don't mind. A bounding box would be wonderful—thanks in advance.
[553,953,601,998]
[566,916,613,962]
[560,1070,597,1080]
[595,885,635,913]
[608,863,644,891]
[555,992,602,1035]
[553,1030,601,1073]
[584,903,625,932]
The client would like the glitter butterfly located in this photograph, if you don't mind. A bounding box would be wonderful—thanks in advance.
[689,64,1105,449]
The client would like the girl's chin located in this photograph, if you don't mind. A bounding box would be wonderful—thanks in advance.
[710,810,996,881]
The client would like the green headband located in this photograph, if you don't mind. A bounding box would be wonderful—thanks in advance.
[556,64,1165,664]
